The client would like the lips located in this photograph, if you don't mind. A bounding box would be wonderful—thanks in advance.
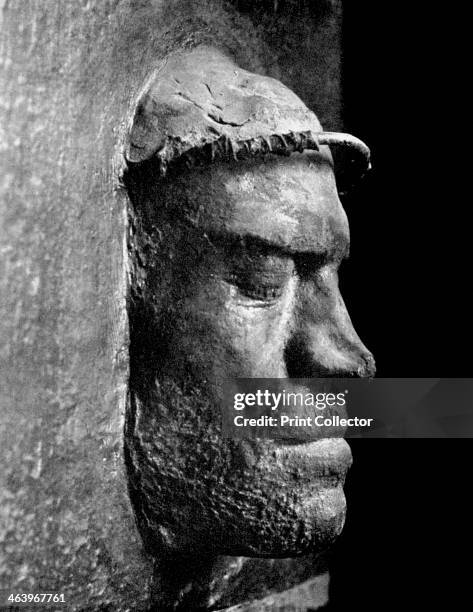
[272,438,352,486]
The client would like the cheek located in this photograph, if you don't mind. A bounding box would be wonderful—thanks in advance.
[161,273,297,378]
[212,276,297,377]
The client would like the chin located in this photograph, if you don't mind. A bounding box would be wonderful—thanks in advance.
[139,475,348,559]
[216,479,348,558]
[214,438,351,557]
[127,385,351,558]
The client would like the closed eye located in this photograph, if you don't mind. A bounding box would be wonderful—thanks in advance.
[231,278,286,302]
[227,252,294,305]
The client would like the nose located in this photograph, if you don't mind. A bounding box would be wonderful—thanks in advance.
[285,273,375,378]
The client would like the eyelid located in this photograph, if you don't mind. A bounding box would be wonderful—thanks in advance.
[228,270,287,291]
[236,283,285,302]
[226,265,291,304]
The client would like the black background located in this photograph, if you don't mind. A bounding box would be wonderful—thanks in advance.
[328,2,472,609]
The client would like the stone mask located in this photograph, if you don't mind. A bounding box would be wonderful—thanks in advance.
[123,46,375,559]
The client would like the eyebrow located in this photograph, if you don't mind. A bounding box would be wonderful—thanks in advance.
[206,231,350,262]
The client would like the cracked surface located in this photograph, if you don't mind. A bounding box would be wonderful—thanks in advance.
[125,46,322,165]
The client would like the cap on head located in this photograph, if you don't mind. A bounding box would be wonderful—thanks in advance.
[125,46,370,192]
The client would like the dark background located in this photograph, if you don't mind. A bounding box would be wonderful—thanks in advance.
[329,2,472,609]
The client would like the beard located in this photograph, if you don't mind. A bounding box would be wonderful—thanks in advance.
[125,375,351,559]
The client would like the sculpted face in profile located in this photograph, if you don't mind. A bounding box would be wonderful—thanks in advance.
[124,47,375,559]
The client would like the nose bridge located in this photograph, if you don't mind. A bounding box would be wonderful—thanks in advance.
[286,274,375,378]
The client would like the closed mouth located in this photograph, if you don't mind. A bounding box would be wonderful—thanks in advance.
[272,437,352,485]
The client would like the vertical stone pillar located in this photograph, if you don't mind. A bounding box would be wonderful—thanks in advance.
[0,2,344,609]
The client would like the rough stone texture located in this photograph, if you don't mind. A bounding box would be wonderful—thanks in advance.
[0,1,344,609]
[124,45,374,610]
[0,2,155,609]
[124,45,369,192]
[125,45,323,165]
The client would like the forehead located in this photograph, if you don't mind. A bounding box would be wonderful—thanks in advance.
[169,151,349,254]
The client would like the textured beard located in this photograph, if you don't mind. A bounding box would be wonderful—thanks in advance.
[125,375,350,558]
